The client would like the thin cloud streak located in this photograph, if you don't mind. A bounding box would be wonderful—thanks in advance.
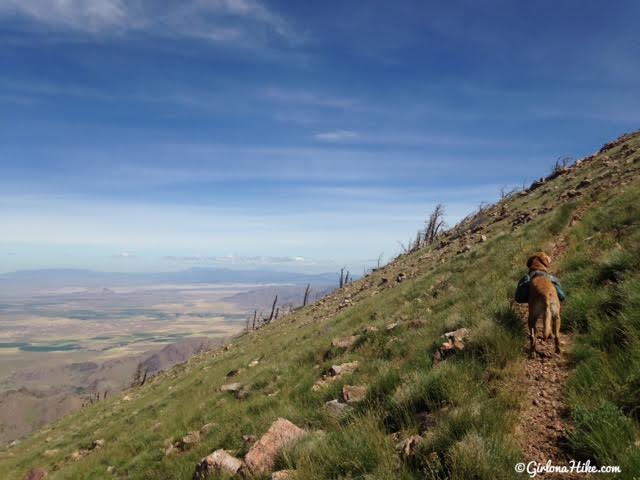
[0,0,300,46]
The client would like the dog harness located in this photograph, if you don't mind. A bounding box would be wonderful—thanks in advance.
[515,270,566,303]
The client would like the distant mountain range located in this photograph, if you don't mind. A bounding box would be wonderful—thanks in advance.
[0,267,339,290]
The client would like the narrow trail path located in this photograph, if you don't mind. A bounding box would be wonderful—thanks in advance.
[516,207,588,479]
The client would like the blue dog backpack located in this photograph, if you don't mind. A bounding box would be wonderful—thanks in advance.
[514,271,566,304]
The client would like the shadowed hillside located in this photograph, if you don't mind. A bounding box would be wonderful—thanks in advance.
[1,132,639,479]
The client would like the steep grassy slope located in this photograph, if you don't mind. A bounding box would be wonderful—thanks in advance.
[1,132,639,480]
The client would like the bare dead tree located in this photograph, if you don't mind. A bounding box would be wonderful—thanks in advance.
[140,368,149,386]
[424,204,446,245]
[131,362,143,387]
[411,229,423,251]
[377,252,384,269]
[339,267,346,288]
[103,390,108,400]
[552,155,573,174]
[252,310,257,330]
[303,283,311,306]
[267,295,278,323]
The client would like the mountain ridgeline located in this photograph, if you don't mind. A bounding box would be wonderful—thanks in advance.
[2,131,640,479]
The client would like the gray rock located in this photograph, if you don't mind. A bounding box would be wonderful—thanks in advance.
[193,449,244,479]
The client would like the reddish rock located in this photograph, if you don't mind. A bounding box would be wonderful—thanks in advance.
[341,385,368,404]
[329,361,359,377]
[245,418,306,475]
[433,328,469,363]
[193,449,244,479]
[23,468,47,480]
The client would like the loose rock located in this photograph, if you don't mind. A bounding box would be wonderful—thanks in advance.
[341,385,368,404]
[272,470,295,480]
[329,361,359,377]
[193,449,244,479]
[433,328,469,363]
[90,439,105,450]
[409,319,426,329]
[69,450,86,461]
[200,423,215,435]
[22,469,47,480]
[396,435,424,458]
[245,418,306,475]
[179,431,200,451]
[324,399,352,418]
[220,382,243,393]
[331,335,359,350]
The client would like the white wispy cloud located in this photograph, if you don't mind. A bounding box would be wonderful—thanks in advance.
[0,0,298,45]
[0,0,129,33]
[163,254,317,266]
[311,129,516,147]
[314,130,360,142]
[111,251,134,258]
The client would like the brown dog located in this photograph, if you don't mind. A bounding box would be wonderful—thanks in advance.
[527,252,561,356]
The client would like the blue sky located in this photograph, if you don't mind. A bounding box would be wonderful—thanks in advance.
[1,0,638,274]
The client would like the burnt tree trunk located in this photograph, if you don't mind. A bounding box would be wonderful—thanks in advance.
[303,283,311,306]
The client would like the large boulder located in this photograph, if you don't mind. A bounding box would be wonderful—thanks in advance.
[245,418,306,475]
[193,449,244,479]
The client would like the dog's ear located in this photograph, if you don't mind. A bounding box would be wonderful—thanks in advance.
[526,255,536,268]
[540,252,552,267]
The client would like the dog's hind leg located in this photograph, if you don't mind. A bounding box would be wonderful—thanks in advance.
[528,314,537,358]
[551,302,561,354]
